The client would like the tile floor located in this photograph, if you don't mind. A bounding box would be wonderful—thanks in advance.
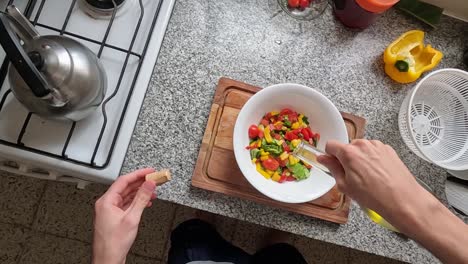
[0,171,405,264]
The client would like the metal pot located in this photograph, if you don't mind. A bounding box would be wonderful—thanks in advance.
[0,5,107,121]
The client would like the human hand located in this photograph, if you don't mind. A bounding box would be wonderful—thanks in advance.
[317,140,424,217]
[92,168,157,264]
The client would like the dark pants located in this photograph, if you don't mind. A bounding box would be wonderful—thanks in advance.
[168,219,307,264]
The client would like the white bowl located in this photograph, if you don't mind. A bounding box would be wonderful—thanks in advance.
[233,83,348,203]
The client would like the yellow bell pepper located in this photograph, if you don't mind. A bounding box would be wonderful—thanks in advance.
[256,163,271,179]
[291,139,301,148]
[384,30,443,84]
[291,122,300,130]
[280,151,289,161]
[271,172,281,182]
[264,125,273,143]
[260,155,269,161]
[252,158,257,164]
[270,111,280,116]
[289,155,299,165]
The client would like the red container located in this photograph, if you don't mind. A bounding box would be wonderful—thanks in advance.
[333,0,399,29]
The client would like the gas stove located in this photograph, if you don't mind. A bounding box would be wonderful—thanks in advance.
[0,0,174,187]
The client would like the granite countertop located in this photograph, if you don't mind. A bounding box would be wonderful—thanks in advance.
[122,0,468,262]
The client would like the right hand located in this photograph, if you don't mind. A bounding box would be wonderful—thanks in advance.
[317,139,423,217]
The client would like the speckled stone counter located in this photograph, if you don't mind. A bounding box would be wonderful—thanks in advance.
[122,0,468,262]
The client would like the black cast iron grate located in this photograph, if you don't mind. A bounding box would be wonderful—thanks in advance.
[0,0,163,168]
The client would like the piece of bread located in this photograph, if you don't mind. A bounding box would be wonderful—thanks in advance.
[145,169,171,185]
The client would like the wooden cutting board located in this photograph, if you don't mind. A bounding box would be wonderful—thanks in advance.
[192,78,366,224]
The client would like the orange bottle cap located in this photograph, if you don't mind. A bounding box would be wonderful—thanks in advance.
[356,0,399,13]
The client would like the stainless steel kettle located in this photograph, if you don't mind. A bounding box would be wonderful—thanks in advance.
[0,6,107,121]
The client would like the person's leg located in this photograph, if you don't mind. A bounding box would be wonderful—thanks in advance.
[250,243,307,264]
[168,219,251,264]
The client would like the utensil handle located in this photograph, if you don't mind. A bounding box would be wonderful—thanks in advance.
[6,5,40,42]
[0,11,50,97]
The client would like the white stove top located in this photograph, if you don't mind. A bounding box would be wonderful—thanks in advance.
[0,0,174,184]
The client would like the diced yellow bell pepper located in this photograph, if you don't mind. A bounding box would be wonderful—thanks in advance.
[256,163,271,179]
[260,155,269,161]
[280,151,289,161]
[298,114,304,122]
[276,140,284,146]
[291,122,300,130]
[281,126,288,131]
[291,139,301,148]
[384,30,443,84]
[289,155,299,165]
[260,149,269,156]
[264,126,272,143]
[273,121,283,127]
[257,139,262,148]
[266,169,275,176]
[258,124,264,131]
[270,111,280,116]
[271,172,281,182]
[252,158,257,164]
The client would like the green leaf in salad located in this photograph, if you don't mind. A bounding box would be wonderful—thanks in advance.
[262,144,283,156]
[302,116,309,125]
[284,119,291,127]
[250,149,260,159]
[276,167,283,174]
[262,138,267,146]
[273,139,283,146]
[287,163,310,180]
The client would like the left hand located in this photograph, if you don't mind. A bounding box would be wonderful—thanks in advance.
[92,168,157,264]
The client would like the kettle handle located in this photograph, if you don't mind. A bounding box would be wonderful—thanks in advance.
[0,11,50,97]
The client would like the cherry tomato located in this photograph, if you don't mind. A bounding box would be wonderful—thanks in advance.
[288,112,298,122]
[278,175,287,183]
[261,119,269,126]
[288,0,300,8]
[299,0,310,8]
[292,129,301,135]
[285,131,298,141]
[258,130,264,139]
[301,128,310,140]
[248,125,259,139]
[282,142,291,152]
[280,108,294,115]
[262,158,279,171]
[278,158,288,167]
[286,176,296,181]
[273,133,282,140]
[305,127,314,137]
